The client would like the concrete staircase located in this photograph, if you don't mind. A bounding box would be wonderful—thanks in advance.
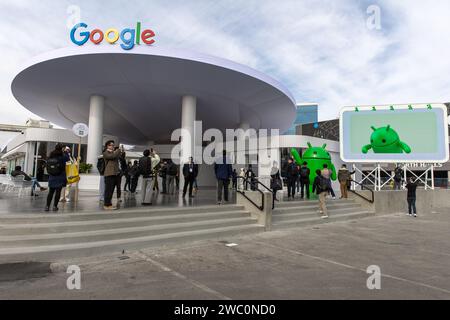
[272,198,373,229]
[0,205,264,262]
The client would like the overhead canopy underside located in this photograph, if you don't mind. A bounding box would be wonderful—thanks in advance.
[12,46,296,145]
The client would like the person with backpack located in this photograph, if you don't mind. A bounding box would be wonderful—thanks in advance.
[45,143,70,212]
[139,149,160,205]
[166,159,177,195]
[405,178,418,217]
[394,165,403,190]
[338,164,355,199]
[312,169,329,218]
[245,164,256,191]
[270,162,282,201]
[299,162,311,200]
[286,158,299,200]
[103,140,123,210]
[321,164,336,199]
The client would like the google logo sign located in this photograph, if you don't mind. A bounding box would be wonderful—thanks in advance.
[70,22,155,50]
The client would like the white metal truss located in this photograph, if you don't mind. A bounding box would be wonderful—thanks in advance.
[351,163,435,191]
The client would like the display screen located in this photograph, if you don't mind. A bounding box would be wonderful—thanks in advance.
[340,104,449,163]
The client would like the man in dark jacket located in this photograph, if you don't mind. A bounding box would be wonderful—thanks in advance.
[11,165,47,196]
[129,160,139,193]
[286,158,298,200]
[139,149,160,205]
[299,162,310,199]
[394,166,403,190]
[182,157,198,198]
[405,178,418,217]
[338,164,355,199]
[215,150,233,204]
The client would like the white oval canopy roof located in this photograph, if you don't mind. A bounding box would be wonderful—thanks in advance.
[11,45,296,145]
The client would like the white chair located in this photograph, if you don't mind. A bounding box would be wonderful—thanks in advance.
[9,175,33,198]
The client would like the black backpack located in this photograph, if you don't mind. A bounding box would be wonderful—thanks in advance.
[168,164,177,176]
[300,167,309,178]
[97,158,106,175]
[46,157,64,176]
[319,176,330,191]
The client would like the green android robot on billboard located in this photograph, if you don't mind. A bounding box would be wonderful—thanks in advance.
[361,125,411,154]
[291,143,336,198]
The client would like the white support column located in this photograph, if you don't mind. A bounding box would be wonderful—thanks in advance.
[86,95,104,173]
[180,95,197,164]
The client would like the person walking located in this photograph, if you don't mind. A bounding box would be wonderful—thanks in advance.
[406,177,418,217]
[286,158,298,200]
[182,157,198,198]
[321,164,336,199]
[139,149,160,206]
[215,150,233,204]
[338,164,355,199]
[166,159,177,195]
[394,166,403,190]
[45,143,70,212]
[102,140,122,210]
[299,162,310,199]
[312,169,329,218]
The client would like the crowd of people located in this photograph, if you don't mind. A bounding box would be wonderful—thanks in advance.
[0,141,420,217]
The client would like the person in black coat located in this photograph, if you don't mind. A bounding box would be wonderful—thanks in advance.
[45,143,70,212]
[405,178,418,217]
[182,157,198,198]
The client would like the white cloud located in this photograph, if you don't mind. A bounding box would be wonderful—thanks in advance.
[0,0,449,128]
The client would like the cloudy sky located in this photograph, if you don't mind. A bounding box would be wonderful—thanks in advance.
[0,0,449,127]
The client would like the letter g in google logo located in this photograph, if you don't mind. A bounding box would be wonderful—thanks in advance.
[70,22,155,50]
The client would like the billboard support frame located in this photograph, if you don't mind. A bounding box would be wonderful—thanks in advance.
[351,163,435,191]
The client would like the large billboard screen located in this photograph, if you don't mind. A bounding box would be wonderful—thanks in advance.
[340,103,449,163]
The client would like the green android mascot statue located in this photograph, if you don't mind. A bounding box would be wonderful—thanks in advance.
[291,143,336,198]
[362,125,411,154]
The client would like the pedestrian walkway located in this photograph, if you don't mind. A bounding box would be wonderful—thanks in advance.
[0,187,237,215]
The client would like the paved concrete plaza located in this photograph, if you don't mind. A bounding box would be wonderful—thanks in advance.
[0,207,448,300]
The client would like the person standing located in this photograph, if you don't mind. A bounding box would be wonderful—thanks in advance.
[338,164,355,199]
[129,160,140,194]
[160,160,168,194]
[406,178,418,217]
[139,149,160,206]
[286,158,298,200]
[231,169,238,190]
[299,162,310,200]
[182,157,198,198]
[166,159,177,195]
[394,166,403,190]
[45,143,70,212]
[97,151,106,202]
[312,169,329,218]
[215,150,233,204]
[270,163,282,201]
[124,161,132,192]
[60,146,74,202]
[102,140,122,210]
[321,164,336,199]
[245,164,256,191]
[238,168,246,191]
[115,145,127,202]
